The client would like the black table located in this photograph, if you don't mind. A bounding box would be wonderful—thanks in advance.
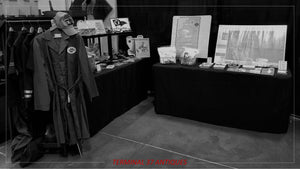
[86,59,149,136]
[153,63,292,133]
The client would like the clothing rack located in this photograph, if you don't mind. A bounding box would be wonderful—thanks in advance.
[1,18,52,141]
[4,19,52,31]
[5,20,51,23]
[2,19,52,30]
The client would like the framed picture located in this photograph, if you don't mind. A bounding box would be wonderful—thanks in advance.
[171,15,212,58]
[86,20,106,34]
[77,20,106,35]
[110,18,131,32]
[135,38,150,58]
[214,25,287,68]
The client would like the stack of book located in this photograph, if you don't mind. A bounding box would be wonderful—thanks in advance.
[226,64,241,72]
[213,64,227,70]
[238,67,262,74]
[199,62,214,68]
[261,67,275,76]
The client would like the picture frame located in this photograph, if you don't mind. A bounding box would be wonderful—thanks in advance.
[214,25,287,68]
[134,38,150,58]
[171,15,212,58]
[85,20,106,34]
[110,18,132,32]
[77,20,106,36]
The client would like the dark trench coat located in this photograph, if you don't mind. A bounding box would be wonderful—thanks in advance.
[32,29,99,145]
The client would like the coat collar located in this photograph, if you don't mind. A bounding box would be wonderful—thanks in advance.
[42,29,70,54]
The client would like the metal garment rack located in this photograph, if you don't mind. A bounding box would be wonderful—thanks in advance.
[3,19,52,31]
[5,20,51,23]
[2,18,84,157]
[2,18,51,142]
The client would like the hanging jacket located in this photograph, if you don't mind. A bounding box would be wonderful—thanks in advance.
[21,32,36,101]
[32,29,99,144]
[10,31,35,163]
[6,30,17,70]
[6,31,19,107]
[12,30,28,76]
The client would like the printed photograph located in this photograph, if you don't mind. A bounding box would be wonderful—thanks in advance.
[215,25,287,67]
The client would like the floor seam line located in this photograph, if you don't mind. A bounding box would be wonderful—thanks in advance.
[100,132,236,169]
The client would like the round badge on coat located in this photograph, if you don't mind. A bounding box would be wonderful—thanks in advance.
[67,47,77,54]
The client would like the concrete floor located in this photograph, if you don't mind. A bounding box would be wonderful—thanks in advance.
[0,97,299,169]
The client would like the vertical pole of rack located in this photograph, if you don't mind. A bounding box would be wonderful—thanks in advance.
[107,35,113,62]
[97,37,101,55]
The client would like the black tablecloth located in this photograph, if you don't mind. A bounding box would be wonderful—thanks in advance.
[153,63,292,133]
[0,82,5,142]
[86,59,148,136]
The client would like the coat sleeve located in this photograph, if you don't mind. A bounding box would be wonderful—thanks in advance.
[32,37,51,111]
[78,35,99,101]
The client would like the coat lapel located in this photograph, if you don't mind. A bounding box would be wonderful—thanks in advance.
[43,29,70,54]
[59,33,69,54]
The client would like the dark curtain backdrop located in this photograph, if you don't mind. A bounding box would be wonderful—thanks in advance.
[117,0,298,115]
[296,0,300,117]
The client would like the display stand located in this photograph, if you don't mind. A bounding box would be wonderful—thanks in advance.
[82,31,133,63]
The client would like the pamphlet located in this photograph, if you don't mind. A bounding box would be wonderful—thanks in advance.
[261,67,275,76]
[157,46,177,64]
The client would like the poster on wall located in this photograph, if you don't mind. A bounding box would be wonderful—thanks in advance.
[214,25,287,67]
[171,15,212,58]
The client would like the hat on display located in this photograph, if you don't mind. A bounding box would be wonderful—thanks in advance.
[51,12,78,36]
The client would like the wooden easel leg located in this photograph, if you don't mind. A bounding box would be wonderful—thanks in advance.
[76,143,82,158]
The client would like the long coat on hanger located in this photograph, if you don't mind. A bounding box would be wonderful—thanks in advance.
[31,29,99,145]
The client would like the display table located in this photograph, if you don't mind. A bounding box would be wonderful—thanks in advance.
[86,59,149,136]
[153,63,292,133]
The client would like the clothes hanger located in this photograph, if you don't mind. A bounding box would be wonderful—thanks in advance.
[21,21,27,31]
[9,26,14,32]
[37,26,43,34]
[36,20,43,34]
[29,21,35,33]
[50,19,57,31]
[8,22,14,32]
